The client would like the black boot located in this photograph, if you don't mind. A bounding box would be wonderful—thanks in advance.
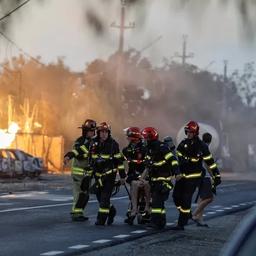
[107,205,116,225]
[124,215,136,225]
[72,215,88,222]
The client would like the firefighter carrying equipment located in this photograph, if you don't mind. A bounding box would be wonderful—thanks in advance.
[145,139,180,229]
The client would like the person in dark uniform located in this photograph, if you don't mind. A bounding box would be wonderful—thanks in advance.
[141,127,180,229]
[90,122,126,226]
[171,121,221,230]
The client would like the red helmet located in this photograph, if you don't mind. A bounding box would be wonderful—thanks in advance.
[126,127,142,140]
[97,122,111,132]
[184,121,199,135]
[141,127,159,141]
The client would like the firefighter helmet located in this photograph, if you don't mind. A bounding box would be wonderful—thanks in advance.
[126,127,142,140]
[184,121,199,135]
[141,127,159,141]
[78,119,96,131]
[97,122,111,133]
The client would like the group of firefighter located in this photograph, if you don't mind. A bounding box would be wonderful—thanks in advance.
[64,119,221,230]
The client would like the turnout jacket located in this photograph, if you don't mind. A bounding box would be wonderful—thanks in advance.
[90,136,126,179]
[122,141,147,179]
[145,140,180,182]
[176,136,220,179]
[64,136,93,176]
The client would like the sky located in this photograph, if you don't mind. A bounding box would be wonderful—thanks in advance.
[0,0,256,75]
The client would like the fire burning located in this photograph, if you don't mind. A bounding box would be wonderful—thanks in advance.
[0,122,20,149]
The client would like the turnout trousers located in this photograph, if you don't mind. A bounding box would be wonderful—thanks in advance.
[95,173,116,225]
[173,178,200,227]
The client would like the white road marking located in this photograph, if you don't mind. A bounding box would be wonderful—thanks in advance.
[131,230,147,234]
[40,251,64,255]
[224,207,232,210]
[0,195,128,213]
[206,212,216,215]
[166,222,174,226]
[216,209,224,212]
[239,203,247,206]
[113,234,131,239]
[231,205,239,208]
[211,205,222,209]
[92,239,111,244]
[0,203,13,206]
[68,245,90,249]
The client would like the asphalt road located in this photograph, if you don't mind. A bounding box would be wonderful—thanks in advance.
[0,177,256,256]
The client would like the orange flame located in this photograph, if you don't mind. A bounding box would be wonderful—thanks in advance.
[0,122,20,149]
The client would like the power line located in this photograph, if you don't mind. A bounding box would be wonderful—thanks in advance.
[0,30,44,66]
[0,0,31,23]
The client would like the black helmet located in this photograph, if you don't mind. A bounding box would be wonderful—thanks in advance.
[78,119,97,131]
[163,136,175,150]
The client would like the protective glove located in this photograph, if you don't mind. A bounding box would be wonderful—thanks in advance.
[214,176,221,187]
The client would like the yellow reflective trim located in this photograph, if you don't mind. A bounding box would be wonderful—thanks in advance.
[151,176,172,181]
[182,172,202,178]
[99,207,110,213]
[177,151,182,157]
[214,174,221,177]
[164,152,173,160]
[152,208,166,214]
[209,163,217,169]
[180,207,191,213]
[101,154,111,159]
[92,154,97,159]
[118,165,125,170]
[72,167,84,175]
[191,158,199,162]
[151,208,162,214]
[153,160,166,166]
[163,182,173,189]
[72,208,83,213]
[114,153,122,158]
[172,160,178,166]
[83,153,88,158]
[72,149,79,156]
[203,154,213,160]
[80,145,89,153]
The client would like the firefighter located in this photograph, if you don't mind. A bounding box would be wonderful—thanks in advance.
[192,132,215,227]
[163,136,176,155]
[172,121,221,230]
[64,119,96,221]
[122,127,150,225]
[90,122,126,226]
[141,127,180,229]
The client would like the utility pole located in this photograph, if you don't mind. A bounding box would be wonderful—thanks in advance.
[173,35,194,65]
[223,60,228,82]
[111,0,135,53]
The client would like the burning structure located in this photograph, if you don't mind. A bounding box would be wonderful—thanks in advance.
[0,95,64,173]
